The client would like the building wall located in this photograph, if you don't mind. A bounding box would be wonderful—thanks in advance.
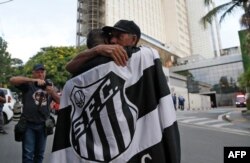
[171,54,244,86]
[105,0,165,44]
[76,0,106,45]
[186,0,219,58]
[170,54,244,106]
[76,0,225,63]
[77,0,193,58]
[189,62,243,86]
[189,93,211,110]
[164,0,191,57]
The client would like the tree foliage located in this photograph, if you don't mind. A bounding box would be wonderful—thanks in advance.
[11,58,23,66]
[1,36,88,91]
[22,46,81,89]
[238,29,250,110]
[201,0,250,29]
[238,68,250,88]
[239,30,250,71]
[0,37,12,85]
[238,68,250,110]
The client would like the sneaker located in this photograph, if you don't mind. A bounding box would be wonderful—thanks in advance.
[0,130,8,134]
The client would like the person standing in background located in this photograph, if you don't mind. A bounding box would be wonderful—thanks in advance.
[172,93,177,110]
[0,84,7,134]
[9,64,60,163]
[178,95,185,110]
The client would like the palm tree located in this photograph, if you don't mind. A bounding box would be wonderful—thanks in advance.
[0,0,14,5]
[201,0,250,29]
[202,0,250,111]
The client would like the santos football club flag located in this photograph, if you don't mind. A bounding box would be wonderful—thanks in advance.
[49,46,180,163]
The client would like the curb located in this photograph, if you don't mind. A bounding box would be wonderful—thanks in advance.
[222,111,250,123]
[241,110,250,117]
[222,114,232,122]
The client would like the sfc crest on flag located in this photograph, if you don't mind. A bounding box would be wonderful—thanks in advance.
[50,46,180,163]
[70,72,137,161]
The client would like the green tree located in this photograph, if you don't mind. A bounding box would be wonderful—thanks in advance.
[238,21,250,111]
[219,76,229,92]
[0,37,12,86]
[11,58,23,67]
[176,71,200,93]
[239,68,250,88]
[22,46,81,89]
[238,68,250,110]
[239,30,250,70]
[201,0,250,29]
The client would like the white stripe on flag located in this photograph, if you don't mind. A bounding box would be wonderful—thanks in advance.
[100,105,119,158]
[91,121,104,160]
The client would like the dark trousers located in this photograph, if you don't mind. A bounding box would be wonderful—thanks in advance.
[22,122,47,163]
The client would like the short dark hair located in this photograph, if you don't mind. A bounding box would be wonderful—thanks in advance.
[86,29,106,48]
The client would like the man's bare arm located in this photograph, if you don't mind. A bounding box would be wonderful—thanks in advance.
[46,86,60,104]
[9,76,45,86]
[66,44,128,74]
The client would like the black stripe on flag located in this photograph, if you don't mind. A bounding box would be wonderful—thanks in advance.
[52,106,72,152]
[95,116,111,160]
[121,93,136,139]
[126,59,170,119]
[127,122,180,163]
[86,127,95,159]
[106,99,126,152]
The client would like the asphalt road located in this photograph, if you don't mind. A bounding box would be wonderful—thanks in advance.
[179,123,250,163]
[1,109,249,163]
[0,120,54,163]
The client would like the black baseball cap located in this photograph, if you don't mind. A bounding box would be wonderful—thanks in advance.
[33,64,45,71]
[102,20,141,39]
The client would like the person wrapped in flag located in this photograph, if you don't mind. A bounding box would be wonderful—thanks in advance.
[50,20,180,163]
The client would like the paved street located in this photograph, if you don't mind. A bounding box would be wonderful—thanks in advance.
[0,120,54,163]
[176,107,250,135]
[179,123,250,163]
[0,107,249,163]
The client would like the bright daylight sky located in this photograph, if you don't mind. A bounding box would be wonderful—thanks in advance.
[0,0,245,63]
[0,0,77,63]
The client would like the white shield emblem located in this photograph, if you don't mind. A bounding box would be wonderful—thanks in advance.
[70,72,138,162]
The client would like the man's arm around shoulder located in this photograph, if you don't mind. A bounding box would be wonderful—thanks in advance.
[66,44,128,74]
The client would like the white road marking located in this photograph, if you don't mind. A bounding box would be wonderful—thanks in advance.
[211,123,233,127]
[180,117,209,123]
[195,119,222,125]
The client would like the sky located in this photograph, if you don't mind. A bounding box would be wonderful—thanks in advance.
[0,0,245,63]
[214,0,245,48]
[0,0,77,63]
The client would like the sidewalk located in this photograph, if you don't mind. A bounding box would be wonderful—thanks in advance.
[223,109,250,129]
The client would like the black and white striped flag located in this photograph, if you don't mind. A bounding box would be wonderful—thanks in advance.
[50,46,180,163]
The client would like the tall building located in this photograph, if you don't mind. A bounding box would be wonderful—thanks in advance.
[163,0,191,58]
[76,0,106,46]
[170,53,244,106]
[76,0,225,59]
[75,0,243,107]
[76,0,192,58]
[185,0,222,58]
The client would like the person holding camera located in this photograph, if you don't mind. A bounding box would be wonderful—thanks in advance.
[9,63,60,163]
